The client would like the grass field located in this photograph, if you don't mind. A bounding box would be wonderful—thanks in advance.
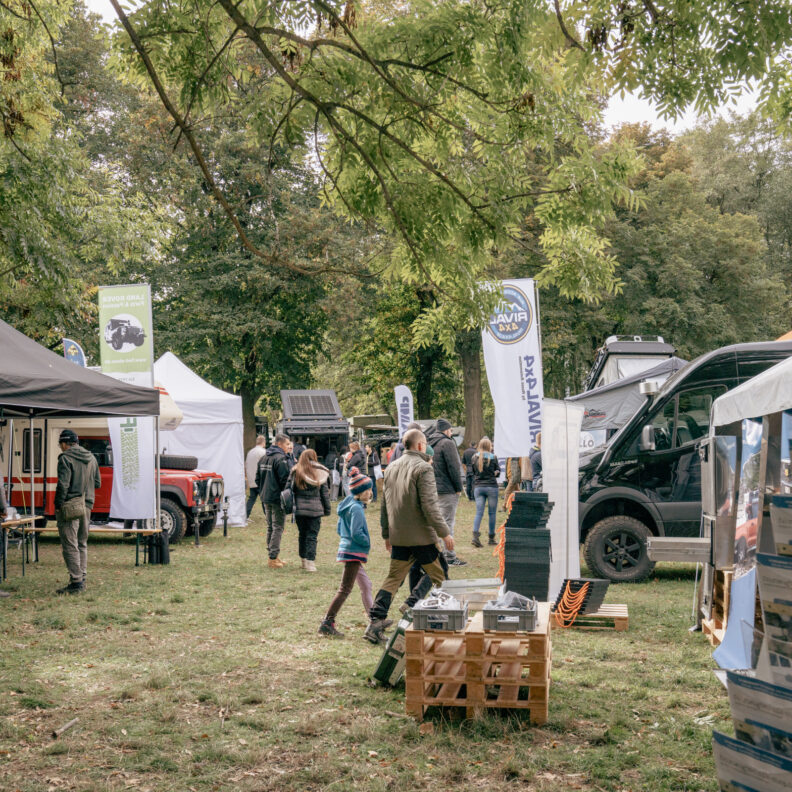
[0,496,731,791]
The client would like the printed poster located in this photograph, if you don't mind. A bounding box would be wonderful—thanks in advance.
[98,284,156,519]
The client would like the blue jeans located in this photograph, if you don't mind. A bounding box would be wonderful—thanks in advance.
[473,486,499,537]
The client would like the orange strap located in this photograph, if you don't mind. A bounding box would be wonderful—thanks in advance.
[492,489,517,581]
[554,581,590,628]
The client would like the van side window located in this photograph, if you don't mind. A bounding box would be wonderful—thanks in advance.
[22,428,42,473]
[674,386,727,446]
[79,438,113,467]
[649,401,676,451]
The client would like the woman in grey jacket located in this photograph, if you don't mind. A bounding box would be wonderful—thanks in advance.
[288,449,331,572]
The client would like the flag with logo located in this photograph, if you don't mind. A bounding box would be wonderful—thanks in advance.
[62,338,86,367]
[394,385,414,436]
[481,279,543,457]
[98,285,156,519]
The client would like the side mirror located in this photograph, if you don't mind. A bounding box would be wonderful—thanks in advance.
[639,425,656,452]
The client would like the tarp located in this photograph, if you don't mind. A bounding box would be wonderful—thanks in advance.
[153,353,245,526]
[567,356,688,432]
[542,399,584,600]
[711,355,792,427]
[0,318,159,417]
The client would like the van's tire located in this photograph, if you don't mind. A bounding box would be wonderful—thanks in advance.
[159,498,187,543]
[159,454,198,471]
[198,517,216,537]
[583,516,655,583]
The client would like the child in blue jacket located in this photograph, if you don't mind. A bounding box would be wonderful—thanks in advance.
[319,468,385,638]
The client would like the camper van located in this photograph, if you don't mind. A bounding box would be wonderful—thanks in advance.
[1,417,224,542]
[578,340,792,583]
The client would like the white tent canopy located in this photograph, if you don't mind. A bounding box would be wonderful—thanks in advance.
[711,355,792,427]
[153,352,245,526]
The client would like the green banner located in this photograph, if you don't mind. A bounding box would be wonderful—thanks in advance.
[98,284,154,387]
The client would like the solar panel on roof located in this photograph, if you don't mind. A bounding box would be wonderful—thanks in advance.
[311,394,334,415]
[290,394,314,416]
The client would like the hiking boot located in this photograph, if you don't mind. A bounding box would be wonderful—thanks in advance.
[448,557,468,567]
[381,619,394,630]
[318,619,344,638]
[268,558,285,569]
[363,619,389,644]
[488,536,497,546]
[304,560,317,572]
[300,558,306,569]
[398,602,411,616]
[56,581,85,595]
[471,533,483,548]
[0,590,10,598]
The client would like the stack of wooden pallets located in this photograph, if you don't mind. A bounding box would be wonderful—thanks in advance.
[702,569,733,646]
[404,602,552,723]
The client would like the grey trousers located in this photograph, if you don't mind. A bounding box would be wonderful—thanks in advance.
[57,507,90,583]
[437,492,460,560]
[264,502,286,560]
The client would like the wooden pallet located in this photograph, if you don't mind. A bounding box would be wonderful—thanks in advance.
[550,603,629,631]
[702,570,733,647]
[404,604,552,722]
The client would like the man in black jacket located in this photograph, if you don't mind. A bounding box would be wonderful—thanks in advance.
[54,429,101,594]
[256,433,293,568]
[462,442,477,501]
[425,418,466,566]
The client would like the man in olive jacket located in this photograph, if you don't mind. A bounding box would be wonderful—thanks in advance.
[364,428,455,644]
[54,429,100,595]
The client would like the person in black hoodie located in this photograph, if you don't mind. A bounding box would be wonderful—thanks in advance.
[425,418,466,566]
[347,441,367,476]
[365,443,380,501]
[54,429,101,594]
[256,433,293,568]
[287,449,331,572]
[462,442,477,501]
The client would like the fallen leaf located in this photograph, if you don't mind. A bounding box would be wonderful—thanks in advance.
[418,722,434,736]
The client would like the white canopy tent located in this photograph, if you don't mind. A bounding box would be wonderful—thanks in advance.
[711,355,792,427]
[153,352,245,526]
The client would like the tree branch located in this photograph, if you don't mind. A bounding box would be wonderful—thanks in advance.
[109,0,316,275]
[553,0,585,51]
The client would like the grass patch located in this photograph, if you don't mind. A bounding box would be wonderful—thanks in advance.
[0,498,730,791]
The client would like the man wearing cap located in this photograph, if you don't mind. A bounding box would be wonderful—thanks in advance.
[425,418,466,566]
[364,428,454,644]
[54,429,101,595]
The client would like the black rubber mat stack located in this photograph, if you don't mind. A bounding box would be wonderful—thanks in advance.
[502,492,554,601]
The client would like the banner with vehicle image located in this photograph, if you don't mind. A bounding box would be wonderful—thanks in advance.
[98,284,156,519]
[481,278,544,458]
[98,284,154,388]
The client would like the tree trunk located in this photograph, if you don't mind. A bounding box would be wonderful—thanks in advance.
[240,383,257,453]
[414,347,434,419]
[456,330,485,446]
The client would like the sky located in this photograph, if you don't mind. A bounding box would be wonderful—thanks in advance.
[87,0,756,135]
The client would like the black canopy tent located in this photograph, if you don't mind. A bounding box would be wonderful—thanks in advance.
[0,318,159,523]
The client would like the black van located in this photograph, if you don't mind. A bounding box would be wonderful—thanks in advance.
[579,340,792,582]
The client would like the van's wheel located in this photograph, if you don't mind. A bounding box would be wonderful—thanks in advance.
[198,517,216,537]
[583,516,655,583]
[159,498,187,544]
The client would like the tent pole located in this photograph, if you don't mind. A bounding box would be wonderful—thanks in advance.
[155,421,160,537]
[29,412,34,520]
[6,418,14,506]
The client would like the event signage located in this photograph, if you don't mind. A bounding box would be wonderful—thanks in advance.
[481,279,544,457]
[97,284,154,388]
[394,385,414,436]
[98,284,156,519]
[62,338,86,367]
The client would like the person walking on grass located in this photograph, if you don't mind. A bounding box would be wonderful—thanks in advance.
[319,467,380,638]
[425,418,466,566]
[244,435,267,519]
[462,441,477,501]
[54,429,100,595]
[287,449,331,572]
[365,443,380,502]
[364,428,454,645]
[257,433,292,569]
[0,478,10,597]
[470,437,501,548]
